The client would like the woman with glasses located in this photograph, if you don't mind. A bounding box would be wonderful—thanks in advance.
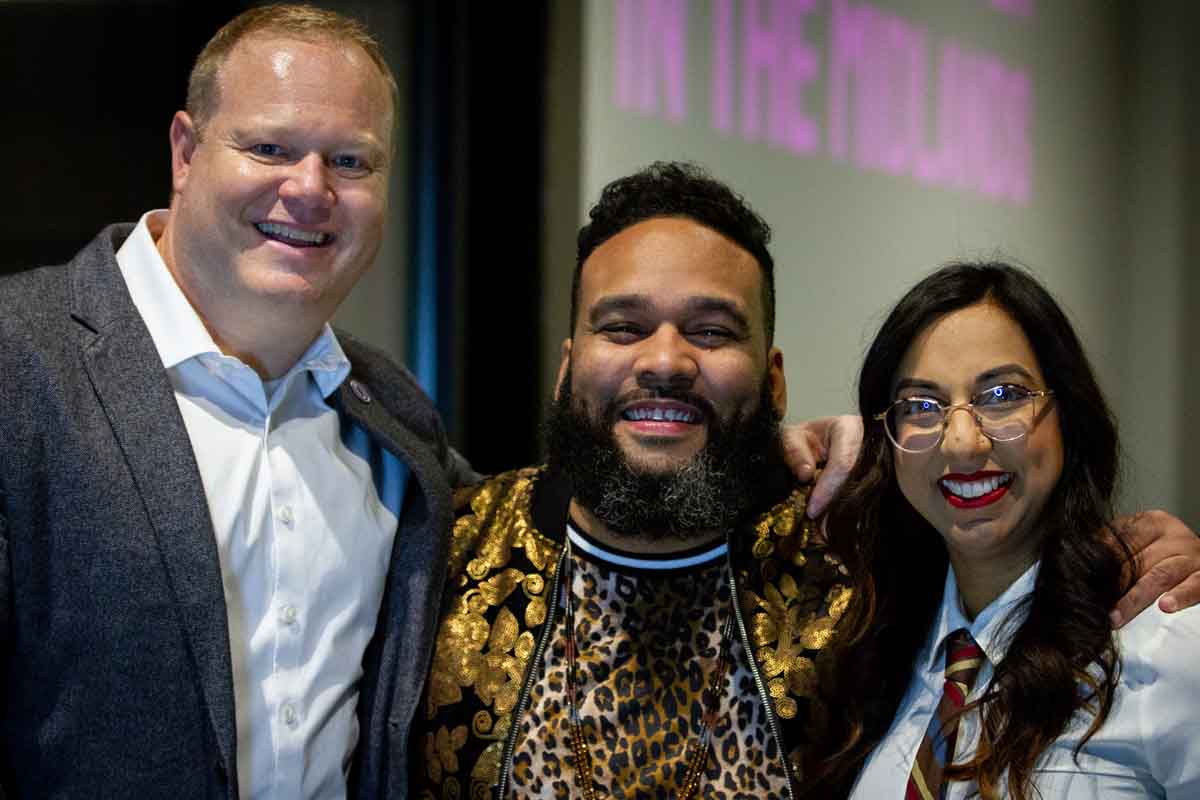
[805,262,1200,798]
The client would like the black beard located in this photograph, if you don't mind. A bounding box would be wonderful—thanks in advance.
[544,368,789,542]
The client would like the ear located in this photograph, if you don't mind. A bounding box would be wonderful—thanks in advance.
[168,111,200,196]
[554,338,573,401]
[768,346,787,417]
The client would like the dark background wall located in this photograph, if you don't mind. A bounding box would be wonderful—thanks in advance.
[2,2,244,272]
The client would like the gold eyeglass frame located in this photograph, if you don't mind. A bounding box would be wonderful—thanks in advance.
[874,387,1055,454]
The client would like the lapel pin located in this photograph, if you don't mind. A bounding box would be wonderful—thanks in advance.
[349,379,373,404]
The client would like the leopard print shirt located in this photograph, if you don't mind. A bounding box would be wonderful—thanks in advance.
[509,530,791,799]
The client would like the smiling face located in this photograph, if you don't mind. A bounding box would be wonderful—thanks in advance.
[557,216,785,477]
[160,34,392,349]
[892,301,1063,587]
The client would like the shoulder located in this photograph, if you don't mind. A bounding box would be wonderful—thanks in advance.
[0,227,127,394]
[451,466,539,516]
[1059,601,1200,793]
[1116,599,1200,684]
[445,466,562,583]
[0,263,72,342]
[745,484,850,597]
[0,224,133,344]
[738,484,853,720]
[335,329,430,406]
[333,328,449,448]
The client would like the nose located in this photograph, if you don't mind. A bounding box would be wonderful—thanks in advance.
[633,326,698,390]
[940,406,990,462]
[279,153,335,209]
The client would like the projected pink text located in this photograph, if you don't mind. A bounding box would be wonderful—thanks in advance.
[613,0,1034,205]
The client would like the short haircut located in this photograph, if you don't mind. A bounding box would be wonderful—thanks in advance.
[572,162,776,343]
[186,3,398,141]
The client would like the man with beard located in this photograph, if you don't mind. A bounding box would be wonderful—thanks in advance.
[409,161,1200,800]
[411,163,1200,799]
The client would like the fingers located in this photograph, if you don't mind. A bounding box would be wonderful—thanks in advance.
[1111,554,1200,628]
[807,415,863,518]
[780,416,865,518]
[781,424,823,484]
[1159,565,1200,614]
[1109,508,1200,627]
[1114,510,1161,555]
[824,415,864,472]
[808,464,842,519]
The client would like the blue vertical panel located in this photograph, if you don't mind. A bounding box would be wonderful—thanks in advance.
[407,1,445,411]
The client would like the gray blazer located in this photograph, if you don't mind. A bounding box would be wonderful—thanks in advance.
[0,225,460,798]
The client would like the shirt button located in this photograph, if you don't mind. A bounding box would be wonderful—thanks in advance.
[279,605,299,626]
[281,704,299,728]
[278,505,295,529]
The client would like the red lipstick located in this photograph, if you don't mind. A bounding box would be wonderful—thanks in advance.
[939,471,1012,509]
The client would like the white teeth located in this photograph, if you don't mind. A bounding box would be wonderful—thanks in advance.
[942,473,1011,499]
[623,407,697,423]
[256,222,330,245]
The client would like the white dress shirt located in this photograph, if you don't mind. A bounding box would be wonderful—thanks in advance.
[850,561,1200,799]
[116,212,408,799]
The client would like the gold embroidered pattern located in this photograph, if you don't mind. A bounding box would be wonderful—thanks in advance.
[424,725,468,784]
[424,469,563,796]
[744,489,851,720]
[419,472,849,798]
[466,711,509,800]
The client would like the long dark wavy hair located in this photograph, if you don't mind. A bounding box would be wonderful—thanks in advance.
[806,262,1130,799]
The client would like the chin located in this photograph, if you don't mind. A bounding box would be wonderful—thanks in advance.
[624,456,685,476]
[617,433,706,464]
[622,446,704,474]
[944,515,1020,554]
[248,270,337,303]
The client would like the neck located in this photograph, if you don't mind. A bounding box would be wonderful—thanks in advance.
[948,549,1038,620]
[195,309,319,380]
[568,499,723,555]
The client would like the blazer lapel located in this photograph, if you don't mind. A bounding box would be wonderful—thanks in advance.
[71,227,238,783]
[333,372,453,795]
[334,382,447,508]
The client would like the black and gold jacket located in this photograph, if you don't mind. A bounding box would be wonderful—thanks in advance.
[413,467,851,800]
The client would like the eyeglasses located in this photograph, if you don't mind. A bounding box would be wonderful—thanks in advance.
[874,384,1055,454]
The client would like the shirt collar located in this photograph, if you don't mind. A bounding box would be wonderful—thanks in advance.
[116,210,220,370]
[116,210,351,398]
[565,522,728,571]
[289,323,351,399]
[926,559,1039,672]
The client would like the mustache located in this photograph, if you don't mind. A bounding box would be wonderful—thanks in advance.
[602,387,718,425]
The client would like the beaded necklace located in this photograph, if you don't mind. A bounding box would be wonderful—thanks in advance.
[561,538,736,800]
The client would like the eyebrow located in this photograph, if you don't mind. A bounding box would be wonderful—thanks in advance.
[893,377,940,395]
[975,364,1038,385]
[587,294,750,330]
[893,363,1040,397]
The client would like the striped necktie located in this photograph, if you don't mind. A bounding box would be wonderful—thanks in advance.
[905,627,985,800]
